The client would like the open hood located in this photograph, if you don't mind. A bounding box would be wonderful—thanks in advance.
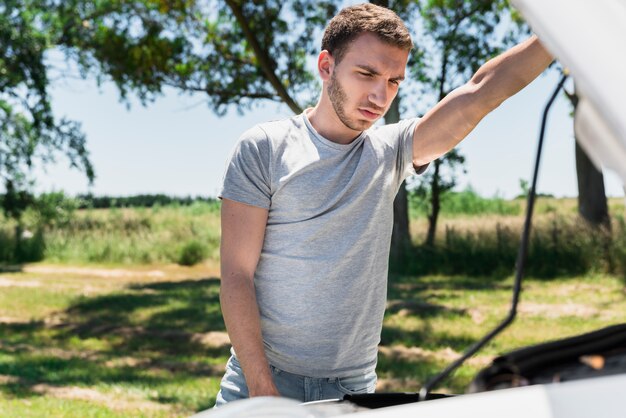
[511,0,626,187]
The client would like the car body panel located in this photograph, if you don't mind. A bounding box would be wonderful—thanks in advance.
[512,0,626,186]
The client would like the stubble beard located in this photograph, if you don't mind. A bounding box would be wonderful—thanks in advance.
[328,72,375,132]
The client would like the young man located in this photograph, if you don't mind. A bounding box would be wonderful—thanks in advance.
[216,3,552,406]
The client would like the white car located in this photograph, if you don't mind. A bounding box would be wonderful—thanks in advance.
[196,1,626,416]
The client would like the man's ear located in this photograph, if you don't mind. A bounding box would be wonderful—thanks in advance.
[318,50,334,82]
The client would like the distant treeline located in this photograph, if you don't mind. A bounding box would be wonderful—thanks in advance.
[76,194,219,209]
[0,192,219,210]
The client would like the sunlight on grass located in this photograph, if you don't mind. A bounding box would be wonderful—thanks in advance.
[0,196,624,413]
[378,273,625,394]
[0,265,227,416]
[1,266,623,413]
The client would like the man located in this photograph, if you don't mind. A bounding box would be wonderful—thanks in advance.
[215,3,552,406]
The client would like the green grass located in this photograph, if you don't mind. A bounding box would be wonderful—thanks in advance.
[0,397,166,418]
[403,199,626,277]
[0,197,625,412]
[0,265,624,414]
[0,202,221,266]
[377,273,626,393]
[1,197,624,278]
[0,286,77,319]
[0,267,227,416]
[409,190,624,219]
[409,188,522,218]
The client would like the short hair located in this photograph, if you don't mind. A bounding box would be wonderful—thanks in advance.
[321,3,413,64]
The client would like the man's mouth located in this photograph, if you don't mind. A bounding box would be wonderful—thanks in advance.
[358,108,381,120]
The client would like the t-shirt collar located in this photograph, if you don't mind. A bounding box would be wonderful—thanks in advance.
[302,109,366,151]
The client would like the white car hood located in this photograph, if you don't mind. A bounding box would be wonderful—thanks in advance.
[511,0,626,186]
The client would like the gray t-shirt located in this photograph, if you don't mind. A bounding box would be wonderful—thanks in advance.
[219,111,422,377]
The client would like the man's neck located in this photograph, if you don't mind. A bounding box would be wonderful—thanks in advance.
[306,103,363,145]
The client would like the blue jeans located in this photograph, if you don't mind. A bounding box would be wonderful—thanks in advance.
[214,354,377,407]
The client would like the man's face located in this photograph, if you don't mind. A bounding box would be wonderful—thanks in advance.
[327,32,409,131]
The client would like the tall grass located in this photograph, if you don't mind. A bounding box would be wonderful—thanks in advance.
[399,193,626,278]
[0,201,221,266]
[1,194,624,278]
[401,211,626,278]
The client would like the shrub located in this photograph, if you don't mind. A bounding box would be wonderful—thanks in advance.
[15,228,46,263]
[178,240,208,266]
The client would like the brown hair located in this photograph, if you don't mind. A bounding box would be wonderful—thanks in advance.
[321,3,413,64]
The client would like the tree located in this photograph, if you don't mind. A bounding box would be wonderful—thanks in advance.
[55,0,426,264]
[4,1,524,263]
[409,0,525,247]
[564,85,610,229]
[53,0,337,113]
[1,0,94,259]
[0,0,94,199]
[1,0,332,255]
[387,96,414,266]
[2,0,338,177]
[9,0,421,264]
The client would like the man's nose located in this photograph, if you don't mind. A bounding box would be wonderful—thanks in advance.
[368,81,388,108]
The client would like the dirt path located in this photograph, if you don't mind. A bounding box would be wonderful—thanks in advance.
[22,263,219,281]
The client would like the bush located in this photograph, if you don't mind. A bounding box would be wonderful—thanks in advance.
[178,240,208,266]
[33,192,79,228]
[0,228,14,262]
[15,228,46,263]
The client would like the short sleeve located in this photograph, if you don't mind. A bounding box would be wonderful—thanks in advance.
[219,126,272,209]
[375,118,429,182]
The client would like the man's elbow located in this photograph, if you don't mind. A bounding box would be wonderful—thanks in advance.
[220,270,255,294]
[220,272,256,313]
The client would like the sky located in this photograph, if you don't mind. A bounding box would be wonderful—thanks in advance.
[39,59,625,201]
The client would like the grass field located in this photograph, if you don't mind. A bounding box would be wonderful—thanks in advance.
[0,202,222,266]
[0,196,624,415]
[1,196,624,275]
[0,263,624,416]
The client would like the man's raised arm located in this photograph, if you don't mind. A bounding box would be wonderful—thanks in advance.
[412,35,553,167]
[220,198,279,397]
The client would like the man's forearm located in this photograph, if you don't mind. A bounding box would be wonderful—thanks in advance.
[220,273,279,397]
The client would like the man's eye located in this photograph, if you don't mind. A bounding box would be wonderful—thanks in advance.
[359,72,373,77]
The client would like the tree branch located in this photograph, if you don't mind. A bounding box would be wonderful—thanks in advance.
[437,1,489,99]
[224,0,303,114]
[164,81,278,101]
